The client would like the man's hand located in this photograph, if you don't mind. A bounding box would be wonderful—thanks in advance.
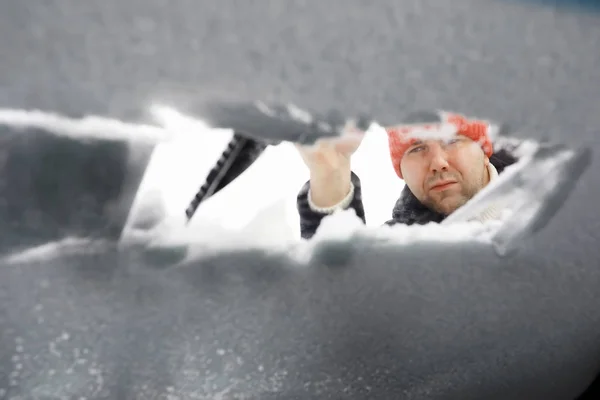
[295,125,365,208]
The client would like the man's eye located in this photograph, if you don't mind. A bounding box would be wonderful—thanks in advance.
[447,138,461,145]
[409,146,424,153]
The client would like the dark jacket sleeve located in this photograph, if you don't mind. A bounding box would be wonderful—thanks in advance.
[296,171,367,239]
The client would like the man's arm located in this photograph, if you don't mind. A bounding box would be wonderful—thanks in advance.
[296,171,366,239]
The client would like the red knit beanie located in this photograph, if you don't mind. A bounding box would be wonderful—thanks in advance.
[386,111,494,179]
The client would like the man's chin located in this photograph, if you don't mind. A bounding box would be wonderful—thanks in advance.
[431,196,468,216]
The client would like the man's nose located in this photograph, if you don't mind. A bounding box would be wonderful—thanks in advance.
[428,143,450,173]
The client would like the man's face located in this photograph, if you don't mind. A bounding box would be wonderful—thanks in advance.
[400,135,490,215]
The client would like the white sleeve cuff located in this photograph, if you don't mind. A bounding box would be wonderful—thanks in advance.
[307,182,355,214]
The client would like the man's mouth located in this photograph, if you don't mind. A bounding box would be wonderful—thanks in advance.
[430,181,458,191]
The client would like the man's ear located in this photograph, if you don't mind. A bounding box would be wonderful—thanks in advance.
[484,156,490,167]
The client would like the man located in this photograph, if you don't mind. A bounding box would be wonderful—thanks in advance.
[295,110,519,239]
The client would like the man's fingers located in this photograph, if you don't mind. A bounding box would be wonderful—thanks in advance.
[333,134,365,155]
[294,129,365,169]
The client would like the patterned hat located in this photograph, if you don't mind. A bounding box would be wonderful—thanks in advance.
[386,110,495,179]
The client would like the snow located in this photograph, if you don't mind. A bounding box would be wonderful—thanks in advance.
[0,108,168,143]
[1,237,111,265]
